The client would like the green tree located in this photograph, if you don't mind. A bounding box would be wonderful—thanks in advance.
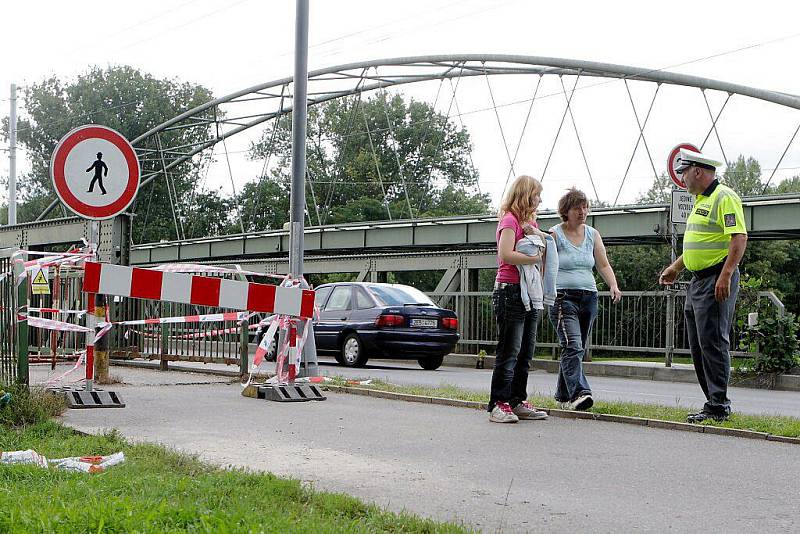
[604,244,672,290]
[723,155,763,196]
[765,175,800,194]
[1,65,221,242]
[636,172,672,204]
[241,93,490,230]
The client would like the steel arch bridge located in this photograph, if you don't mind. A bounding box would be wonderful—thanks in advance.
[36,54,800,238]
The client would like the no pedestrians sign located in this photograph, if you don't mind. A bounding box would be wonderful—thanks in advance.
[50,125,140,220]
[666,142,699,190]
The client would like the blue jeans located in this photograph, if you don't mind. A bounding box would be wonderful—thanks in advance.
[488,284,540,411]
[548,289,598,402]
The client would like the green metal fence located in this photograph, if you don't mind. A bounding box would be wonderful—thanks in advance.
[431,289,784,364]
[0,249,25,386]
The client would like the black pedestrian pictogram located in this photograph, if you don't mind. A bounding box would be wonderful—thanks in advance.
[86,152,108,195]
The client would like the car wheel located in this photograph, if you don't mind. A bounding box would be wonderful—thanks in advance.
[418,355,444,370]
[341,333,368,367]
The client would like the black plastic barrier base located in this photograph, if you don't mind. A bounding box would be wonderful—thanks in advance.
[49,387,126,409]
[259,384,327,402]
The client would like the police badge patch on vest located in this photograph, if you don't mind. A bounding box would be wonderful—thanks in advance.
[695,208,710,217]
[724,213,737,227]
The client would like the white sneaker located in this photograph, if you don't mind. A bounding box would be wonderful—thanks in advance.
[489,402,519,423]
[568,394,594,411]
[557,401,571,410]
[512,401,548,420]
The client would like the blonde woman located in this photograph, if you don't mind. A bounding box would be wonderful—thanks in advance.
[488,175,550,423]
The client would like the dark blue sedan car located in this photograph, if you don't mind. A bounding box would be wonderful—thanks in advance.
[311,282,459,369]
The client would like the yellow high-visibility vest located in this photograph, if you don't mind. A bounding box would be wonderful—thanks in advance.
[683,181,747,272]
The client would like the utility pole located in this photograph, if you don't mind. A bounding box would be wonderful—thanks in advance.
[289,0,308,277]
[9,84,17,225]
[288,0,319,378]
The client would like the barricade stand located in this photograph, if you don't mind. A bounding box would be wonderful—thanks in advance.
[258,317,326,403]
[80,261,325,403]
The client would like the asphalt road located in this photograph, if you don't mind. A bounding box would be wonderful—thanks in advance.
[43,365,799,533]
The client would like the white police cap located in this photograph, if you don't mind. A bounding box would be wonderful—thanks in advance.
[675,148,721,174]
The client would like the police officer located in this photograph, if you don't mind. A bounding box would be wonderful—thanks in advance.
[659,148,748,423]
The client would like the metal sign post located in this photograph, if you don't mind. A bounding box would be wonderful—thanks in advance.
[48,126,138,408]
[664,143,698,368]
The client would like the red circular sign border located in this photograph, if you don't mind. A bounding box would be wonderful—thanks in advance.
[666,142,699,190]
[51,125,140,220]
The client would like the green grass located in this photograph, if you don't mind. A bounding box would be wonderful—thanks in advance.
[0,421,468,533]
[328,377,800,439]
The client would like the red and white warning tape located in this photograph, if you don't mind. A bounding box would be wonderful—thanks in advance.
[100,311,251,327]
[28,307,87,317]
[245,312,314,387]
[14,249,94,285]
[22,315,112,344]
[127,322,260,341]
[45,350,86,385]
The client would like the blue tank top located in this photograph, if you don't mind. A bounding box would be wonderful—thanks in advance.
[553,224,597,292]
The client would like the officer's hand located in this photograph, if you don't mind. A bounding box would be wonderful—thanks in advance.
[715,273,731,302]
[659,266,677,286]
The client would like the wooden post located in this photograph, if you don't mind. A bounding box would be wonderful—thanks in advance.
[94,294,109,383]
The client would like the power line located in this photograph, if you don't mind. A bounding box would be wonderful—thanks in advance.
[110,0,252,53]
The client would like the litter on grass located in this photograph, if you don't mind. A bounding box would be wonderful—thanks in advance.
[1,449,125,473]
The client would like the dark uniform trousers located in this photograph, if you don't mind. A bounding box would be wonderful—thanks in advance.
[684,267,739,416]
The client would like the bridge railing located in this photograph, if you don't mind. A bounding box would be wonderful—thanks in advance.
[429,289,784,364]
[24,273,784,369]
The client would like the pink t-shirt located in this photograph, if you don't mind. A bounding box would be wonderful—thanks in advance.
[496,212,535,283]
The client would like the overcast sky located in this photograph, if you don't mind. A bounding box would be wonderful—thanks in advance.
[2,0,800,213]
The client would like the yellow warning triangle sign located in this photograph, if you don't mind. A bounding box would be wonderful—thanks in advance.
[32,270,48,285]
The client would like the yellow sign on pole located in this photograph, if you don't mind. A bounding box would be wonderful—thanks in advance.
[31,267,50,295]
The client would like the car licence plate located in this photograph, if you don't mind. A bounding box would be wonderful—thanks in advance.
[410,318,437,328]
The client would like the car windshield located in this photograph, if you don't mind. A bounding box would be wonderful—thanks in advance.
[367,284,434,306]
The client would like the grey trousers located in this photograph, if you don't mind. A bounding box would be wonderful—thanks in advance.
[684,268,739,415]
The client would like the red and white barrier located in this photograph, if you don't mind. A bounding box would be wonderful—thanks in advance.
[83,262,315,319]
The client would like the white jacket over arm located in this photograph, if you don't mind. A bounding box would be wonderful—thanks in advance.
[515,235,546,311]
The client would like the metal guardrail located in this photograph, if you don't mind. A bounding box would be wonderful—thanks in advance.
[429,289,784,365]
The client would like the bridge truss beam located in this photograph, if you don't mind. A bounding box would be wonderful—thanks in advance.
[32,54,800,225]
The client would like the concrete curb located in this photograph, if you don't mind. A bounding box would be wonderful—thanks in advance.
[324,385,800,445]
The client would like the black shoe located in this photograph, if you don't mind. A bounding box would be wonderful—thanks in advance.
[687,411,728,423]
[571,394,594,411]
